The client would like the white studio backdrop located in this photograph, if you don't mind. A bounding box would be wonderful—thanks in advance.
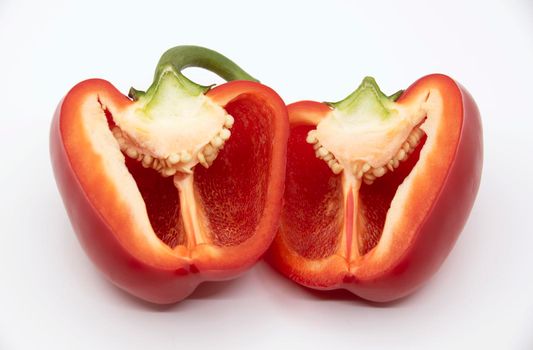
[0,0,532,349]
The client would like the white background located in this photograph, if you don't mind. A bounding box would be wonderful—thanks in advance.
[1,0,532,349]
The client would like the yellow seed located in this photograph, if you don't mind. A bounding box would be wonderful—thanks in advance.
[220,128,231,141]
[317,147,328,158]
[373,166,387,177]
[408,134,419,147]
[203,144,215,156]
[198,152,209,168]
[362,163,371,173]
[116,137,126,150]
[332,163,343,174]
[206,152,217,163]
[180,151,192,163]
[306,131,318,144]
[142,154,153,166]
[168,153,180,164]
[125,148,138,159]
[211,136,224,148]
[163,168,176,177]
[397,149,406,161]
[224,115,235,128]
[365,172,376,180]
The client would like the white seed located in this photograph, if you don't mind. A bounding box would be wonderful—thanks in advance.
[387,160,395,172]
[355,164,364,179]
[168,153,180,164]
[198,152,209,168]
[332,163,343,174]
[220,128,231,141]
[142,154,153,165]
[397,149,406,161]
[206,152,217,163]
[363,178,374,185]
[163,168,176,177]
[323,153,333,161]
[125,148,138,159]
[317,147,329,158]
[393,159,400,168]
[203,144,215,156]
[180,151,192,163]
[116,137,126,150]
[306,131,318,144]
[211,136,224,148]
[327,159,336,167]
[365,173,376,181]
[373,166,387,177]
[362,163,371,173]
[402,142,411,152]
[224,115,235,128]
[408,134,419,147]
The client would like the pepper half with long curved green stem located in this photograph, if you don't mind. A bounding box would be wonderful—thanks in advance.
[130,45,259,100]
[50,45,288,304]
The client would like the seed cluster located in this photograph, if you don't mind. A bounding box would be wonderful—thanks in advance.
[306,130,343,174]
[306,127,426,184]
[112,114,234,176]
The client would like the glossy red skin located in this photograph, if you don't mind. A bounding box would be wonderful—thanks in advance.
[51,121,199,302]
[50,79,288,304]
[268,74,483,302]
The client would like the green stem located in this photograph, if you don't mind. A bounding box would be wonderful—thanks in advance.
[156,45,258,84]
[130,45,258,100]
[327,77,399,121]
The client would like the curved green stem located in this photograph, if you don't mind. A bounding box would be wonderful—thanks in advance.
[156,45,258,84]
[130,45,258,101]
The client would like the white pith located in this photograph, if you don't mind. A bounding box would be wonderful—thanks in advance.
[308,100,427,181]
[375,90,442,257]
[113,92,234,175]
[83,98,166,252]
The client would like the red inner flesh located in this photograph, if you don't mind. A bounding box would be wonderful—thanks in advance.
[282,124,426,259]
[195,94,273,246]
[106,94,274,249]
[282,125,343,260]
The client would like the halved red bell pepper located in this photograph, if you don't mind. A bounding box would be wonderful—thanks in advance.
[50,46,288,304]
[267,74,482,302]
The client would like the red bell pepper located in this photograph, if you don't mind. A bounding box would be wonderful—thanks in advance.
[267,74,482,302]
[50,46,288,304]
